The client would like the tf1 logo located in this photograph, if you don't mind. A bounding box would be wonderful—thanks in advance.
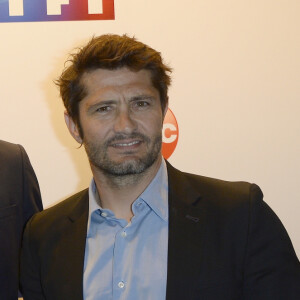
[0,0,114,22]
[162,109,179,159]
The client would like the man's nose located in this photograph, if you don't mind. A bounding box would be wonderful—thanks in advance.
[113,109,137,133]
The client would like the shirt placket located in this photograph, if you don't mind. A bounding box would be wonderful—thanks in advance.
[112,220,129,300]
[111,201,149,300]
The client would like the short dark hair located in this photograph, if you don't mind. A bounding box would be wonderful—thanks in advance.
[56,34,172,127]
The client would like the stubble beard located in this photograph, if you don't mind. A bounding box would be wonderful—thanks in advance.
[84,132,162,179]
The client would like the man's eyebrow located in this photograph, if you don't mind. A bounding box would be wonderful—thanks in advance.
[130,95,155,101]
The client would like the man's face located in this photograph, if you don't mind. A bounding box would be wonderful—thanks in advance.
[66,67,167,177]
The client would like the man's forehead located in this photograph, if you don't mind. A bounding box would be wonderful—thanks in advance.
[80,67,157,96]
[82,67,152,84]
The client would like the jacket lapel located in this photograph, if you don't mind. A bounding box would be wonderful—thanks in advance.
[50,190,89,300]
[166,162,207,300]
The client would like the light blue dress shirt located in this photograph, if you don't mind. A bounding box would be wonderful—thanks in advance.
[83,160,169,300]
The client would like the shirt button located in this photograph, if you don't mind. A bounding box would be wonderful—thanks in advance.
[121,231,127,237]
[118,281,125,289]
[101,212,107,217]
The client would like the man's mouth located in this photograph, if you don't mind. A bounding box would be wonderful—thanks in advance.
[111,140,142,148]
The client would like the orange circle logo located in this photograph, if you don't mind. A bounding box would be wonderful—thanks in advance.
[162,108,179,159]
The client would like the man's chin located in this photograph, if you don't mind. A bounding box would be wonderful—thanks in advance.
[99,155,159,177]
[103,161,147,176]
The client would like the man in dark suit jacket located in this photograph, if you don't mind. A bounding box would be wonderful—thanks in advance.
[20,163,300,300]
[0,140,43,299]
[20,34,300,299]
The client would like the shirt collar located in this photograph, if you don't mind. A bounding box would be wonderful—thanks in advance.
[87,158,169,227]
[138,159,168,222]
[89,179,101,216]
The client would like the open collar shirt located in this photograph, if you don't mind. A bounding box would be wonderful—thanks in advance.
[83,160,169,300]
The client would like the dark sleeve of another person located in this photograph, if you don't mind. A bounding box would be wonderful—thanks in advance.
[0,141,43,299]
[20,145,43,225]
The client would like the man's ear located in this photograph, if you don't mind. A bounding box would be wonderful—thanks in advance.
[64,111,82,144]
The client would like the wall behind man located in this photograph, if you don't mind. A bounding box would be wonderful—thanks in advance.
[0,0,299,257]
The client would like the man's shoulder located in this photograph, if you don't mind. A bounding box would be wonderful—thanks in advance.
[167,162,263,209]
[36,188,88,218]
[28,189,88,232]
[183,170,257,195]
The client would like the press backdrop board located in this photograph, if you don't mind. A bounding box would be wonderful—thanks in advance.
[0,0,299,257]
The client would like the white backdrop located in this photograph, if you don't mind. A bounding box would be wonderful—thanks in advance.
[0,0,299,257]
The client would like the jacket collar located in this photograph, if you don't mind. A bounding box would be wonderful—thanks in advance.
[68,189,89,222]
[166,161,207,299]
[61,190,89,300]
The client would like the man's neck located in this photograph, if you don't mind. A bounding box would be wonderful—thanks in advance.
[91,157,162,222]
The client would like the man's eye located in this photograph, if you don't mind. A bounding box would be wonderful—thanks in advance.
[135,101,149,108]
[96,106,111,112]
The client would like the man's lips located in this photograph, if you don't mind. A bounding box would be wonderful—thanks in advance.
[110,140,142,148]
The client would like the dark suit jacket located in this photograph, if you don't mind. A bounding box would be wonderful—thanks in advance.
[20,162,300,299]
[0,140,43,300]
